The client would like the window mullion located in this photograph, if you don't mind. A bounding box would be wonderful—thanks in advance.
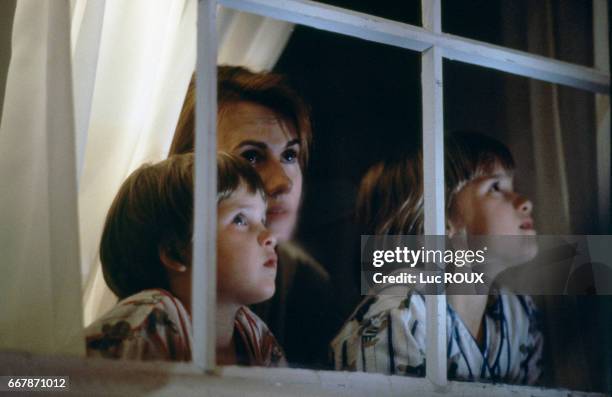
[422,0,447,388]
[193,0,218,372]
[594,0,611,234]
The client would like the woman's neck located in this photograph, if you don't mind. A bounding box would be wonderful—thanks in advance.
[216,302,240,366]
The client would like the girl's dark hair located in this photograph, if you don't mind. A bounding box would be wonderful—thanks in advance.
[356,130,515,235]
[100,152,266,299]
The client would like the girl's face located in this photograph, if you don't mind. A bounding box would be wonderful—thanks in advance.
[217,185,278,306]
[449,164,536,236]
[218,101,303,242]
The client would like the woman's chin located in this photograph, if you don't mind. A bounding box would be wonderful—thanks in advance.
[267,219,295,243]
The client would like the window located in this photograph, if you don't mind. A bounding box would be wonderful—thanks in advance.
[1,0,609,395]
[192,0,610,392]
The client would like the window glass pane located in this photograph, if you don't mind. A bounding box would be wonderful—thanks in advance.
[444,59,600,234]
[444,59,611,392]
[442,0,596,68]
[272,23,421,369]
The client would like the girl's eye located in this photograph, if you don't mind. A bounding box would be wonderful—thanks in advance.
[240,149,263,165]
[489,181,501,193]
[281,148,298,164]
[232,214,248,226]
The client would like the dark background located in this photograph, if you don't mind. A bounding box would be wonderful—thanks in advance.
[273,0,610,392]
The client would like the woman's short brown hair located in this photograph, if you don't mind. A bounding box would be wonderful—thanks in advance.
[356,130,515,235]
[100,152,266,299]
[169,66,312,169]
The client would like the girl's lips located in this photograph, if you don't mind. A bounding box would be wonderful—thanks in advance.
[263,254,277,269]
[520,218,534,230]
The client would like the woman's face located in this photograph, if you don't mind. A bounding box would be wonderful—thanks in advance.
[218,101,303,242]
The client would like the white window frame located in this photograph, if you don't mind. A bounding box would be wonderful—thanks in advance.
[2,0,608,395]
[192,0,610,393]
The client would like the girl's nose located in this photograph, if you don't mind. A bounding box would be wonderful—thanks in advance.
[258,228,277,248]
[515,195,533,214]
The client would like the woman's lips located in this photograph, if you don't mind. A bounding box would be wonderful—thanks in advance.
[267,204,289,218]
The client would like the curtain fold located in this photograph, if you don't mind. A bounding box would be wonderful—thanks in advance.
[79,0,198,325]
[526,0,571,234]
[0,0,83,355]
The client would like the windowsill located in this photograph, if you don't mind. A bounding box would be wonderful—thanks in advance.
[0,351,607,396]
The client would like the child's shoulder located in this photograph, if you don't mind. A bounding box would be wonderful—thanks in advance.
[350,289,426,323]
[235,306,286,367]
[497,291,539,319]
[235,306,270,332]
[85,289,192,361]
[497,292,541,335]
[331,290,426,347]
[331,290,428,373]
[86,289,187,330]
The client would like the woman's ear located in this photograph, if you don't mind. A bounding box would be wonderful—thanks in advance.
[159,246,187,273]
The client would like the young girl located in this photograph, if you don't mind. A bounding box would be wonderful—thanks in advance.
[85,152,285,366]
[332,131,543,384]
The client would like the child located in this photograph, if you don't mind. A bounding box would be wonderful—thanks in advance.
[332,131,543,384]
[85,152,285,366]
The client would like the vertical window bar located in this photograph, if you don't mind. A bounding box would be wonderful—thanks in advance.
[421,0,448,388]
[594,0,610,233]
[193,0,218,371]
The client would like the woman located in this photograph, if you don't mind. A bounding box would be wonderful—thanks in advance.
[169,66,340,368]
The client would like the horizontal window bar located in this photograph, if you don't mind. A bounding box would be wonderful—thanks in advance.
[219,0,609,94]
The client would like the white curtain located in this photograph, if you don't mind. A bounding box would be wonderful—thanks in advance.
[81,2,293,326]
[79,0,199,326]
[0,0,293,355]
[0,0,83,355]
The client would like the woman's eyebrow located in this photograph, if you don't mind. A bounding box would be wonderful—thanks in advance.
[286,138,300,148]
[233,138,300,150]
[234,140,267,150]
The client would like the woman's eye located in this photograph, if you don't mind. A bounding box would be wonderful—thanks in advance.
[240,150,263,165]
[489,181,501,193]
[281,148,298,164]
[232,214,248,226]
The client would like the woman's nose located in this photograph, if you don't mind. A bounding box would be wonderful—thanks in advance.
[261,159,293,197]
[258,228,277,248]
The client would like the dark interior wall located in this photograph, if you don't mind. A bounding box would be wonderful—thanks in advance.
[274,14,422,314]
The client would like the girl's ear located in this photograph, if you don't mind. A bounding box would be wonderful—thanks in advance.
[159,246,188,273]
